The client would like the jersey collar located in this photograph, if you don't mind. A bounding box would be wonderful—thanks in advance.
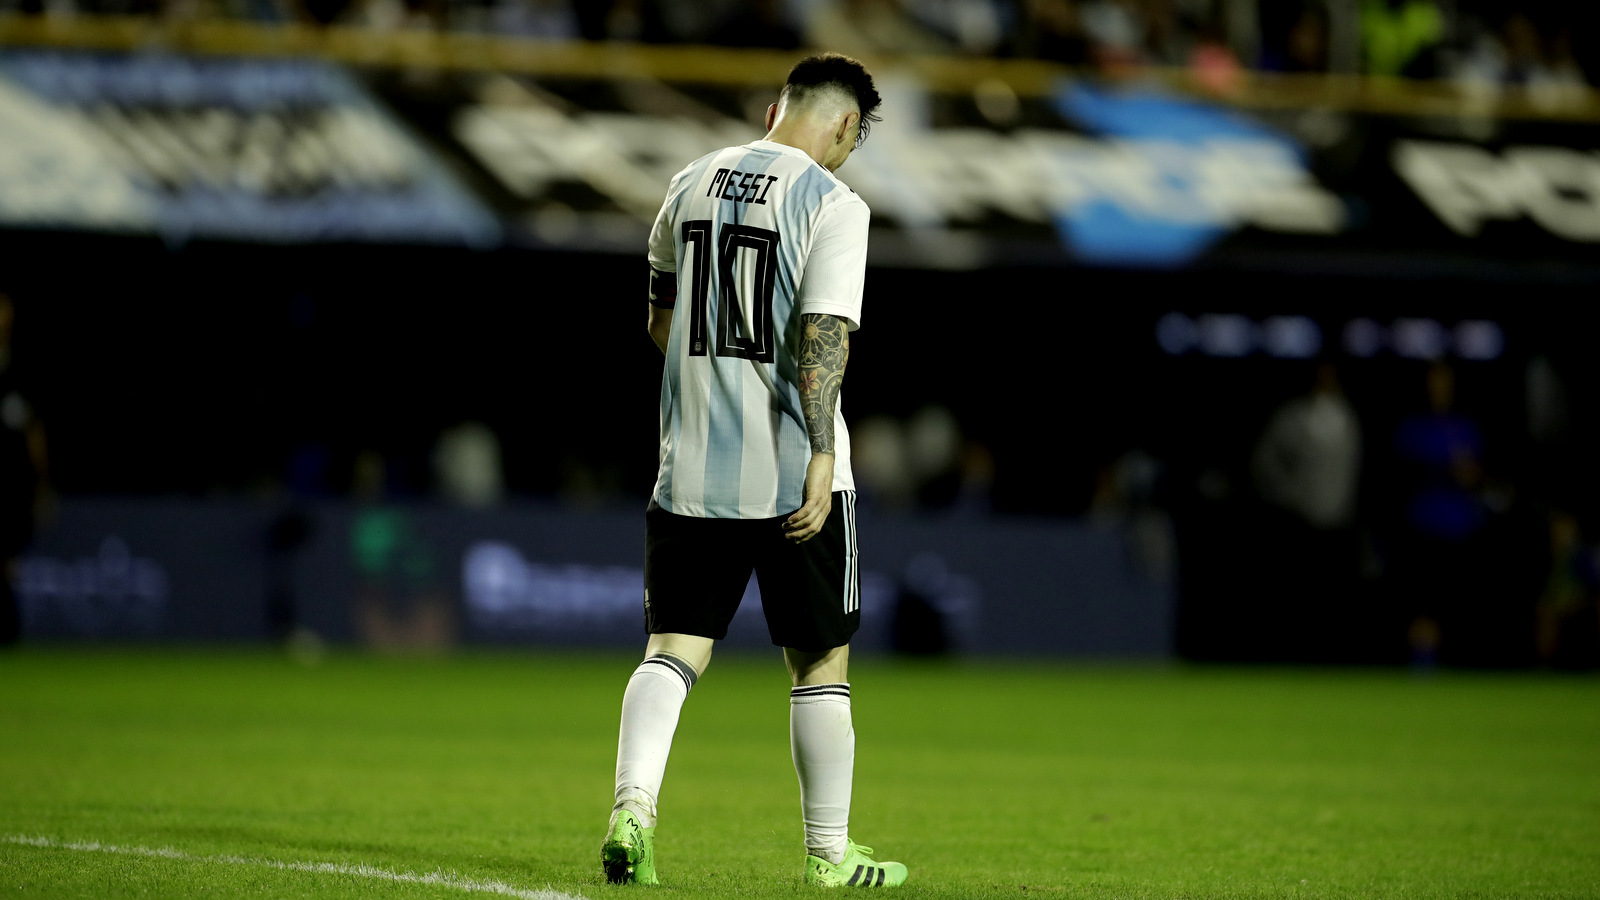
[747,139,817,163]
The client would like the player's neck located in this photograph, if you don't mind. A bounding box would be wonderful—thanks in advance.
[761,125,834,171]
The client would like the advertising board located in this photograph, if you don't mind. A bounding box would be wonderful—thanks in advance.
[0,42,1596,274]
[15,499,1173,657]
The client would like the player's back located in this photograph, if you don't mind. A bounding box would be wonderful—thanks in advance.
[648,140,869,520]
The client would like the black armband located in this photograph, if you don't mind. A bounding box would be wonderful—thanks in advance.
[648,268,677,309]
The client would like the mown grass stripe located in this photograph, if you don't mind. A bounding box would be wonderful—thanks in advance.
[4,835,585,900]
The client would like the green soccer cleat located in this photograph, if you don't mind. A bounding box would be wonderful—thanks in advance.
[803,841,908,888]
[600,808,658,885]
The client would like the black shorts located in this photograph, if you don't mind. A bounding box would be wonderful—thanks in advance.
[643,492,861,652]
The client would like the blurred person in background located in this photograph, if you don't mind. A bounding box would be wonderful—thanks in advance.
[573,0,674,42]
[903,405,963,509]
[433,421,507,508]
[349,449,455,651]
[1186,15,1243,93]
[1389,361,1485,667]
[1250,362,1363,659]
[458,0,578,36]
[0,293,50,647]
[1259,0,1331,72]
[1142,0,1208,67]
[1361,0,1443,77]
[1253,362,1361,534]
[804,0,951,57]
[848,415,915,510]
[1010,0,1091,64]
[1536,511,1600,669]
[604,53,908,889]
[1091,448,1175,588]
[1079,0,1147,67]
[341,0,442,30]
[901,0,1007,55]
[1453,12,1589,107]
[709,0,802,49]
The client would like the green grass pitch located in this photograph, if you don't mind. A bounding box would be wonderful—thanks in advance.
[1,648,1596,899]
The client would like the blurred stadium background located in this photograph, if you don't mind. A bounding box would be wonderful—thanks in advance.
[4,0,1600,671]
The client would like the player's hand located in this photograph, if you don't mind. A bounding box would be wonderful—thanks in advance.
[784,453,834,543]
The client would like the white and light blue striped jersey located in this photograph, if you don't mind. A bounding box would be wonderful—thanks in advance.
[647,139,870,519]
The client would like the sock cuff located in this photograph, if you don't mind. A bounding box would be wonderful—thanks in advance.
[790,683,850,703]
[635,653,698,697]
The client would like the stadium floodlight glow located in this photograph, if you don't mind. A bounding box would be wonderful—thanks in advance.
[1197,313,1256,358]
[1155,312,1199,355]
[1391,317,1448,360]
[1261,315,1322,359]
[1342,318,1384,358]
[1454,320,1506,360]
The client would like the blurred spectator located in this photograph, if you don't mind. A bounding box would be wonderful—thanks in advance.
[432,420,506,508]
[1454,12,1589,107]
[709,0,801,49]
[1361,0,1443,77]
[1142,0,1199,67]
[903,0,1007,55]
[74,0,159,14]
[904,404,963,507]
[1248,363,1363,658]
[0,293,49,647]
[264,506,313,643]
[295,0,353,24]
[1187,18,1244,93]
[1536,511,1600,669]
[574,0,675,42]
[847,407,989,514]
[556,454,626,508]
[1091,448,1175,586]
[350,449,456,651]
[1390,361,1486,666]
[803,0,952,57]
[1260,1,1331,72]
[217,0,294,22]
[1011,0,1091,65]
[851,415,914,510]
[461,0,578,37]
[1252,362,1361,533]
[343,0,442,30]
[953,440,995,516]
[1079,0,1146,67]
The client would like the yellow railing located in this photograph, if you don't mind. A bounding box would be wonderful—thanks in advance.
[3,14,1599,122]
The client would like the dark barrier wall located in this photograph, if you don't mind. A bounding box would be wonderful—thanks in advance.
[15,499,1175,657]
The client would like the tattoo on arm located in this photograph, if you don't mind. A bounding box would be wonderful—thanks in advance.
[797,314,848,455]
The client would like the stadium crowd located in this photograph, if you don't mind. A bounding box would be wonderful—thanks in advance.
[0,0,1594,92]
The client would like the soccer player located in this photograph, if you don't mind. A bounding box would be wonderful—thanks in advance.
[600,53,907,889]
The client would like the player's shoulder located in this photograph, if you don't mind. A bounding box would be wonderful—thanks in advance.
[816,172,870,223]
[780,156,869,222]
[805,158,869,217]
[666,147,730,192]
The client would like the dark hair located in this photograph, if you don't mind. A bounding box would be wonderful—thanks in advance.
[782,53,882,148]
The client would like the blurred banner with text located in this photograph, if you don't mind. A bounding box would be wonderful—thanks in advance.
[0,47,1597,271]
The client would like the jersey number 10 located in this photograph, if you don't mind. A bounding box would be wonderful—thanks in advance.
[682,219,780,365]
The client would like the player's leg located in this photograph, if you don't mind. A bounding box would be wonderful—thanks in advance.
[603,507,752,885]
[613,631,713,827]
[785,644,905,887]
[604,632,711,885]
[784,643,853,864]
[757,491,907,886]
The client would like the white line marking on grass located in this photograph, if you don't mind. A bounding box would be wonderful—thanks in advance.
[4,834,586,900]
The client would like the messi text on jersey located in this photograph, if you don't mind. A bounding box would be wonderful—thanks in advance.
[707,168,780,205]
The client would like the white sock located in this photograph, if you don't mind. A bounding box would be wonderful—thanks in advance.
[613,654,697,828]
[790,683,854,865]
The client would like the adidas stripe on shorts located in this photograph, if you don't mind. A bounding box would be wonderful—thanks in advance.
[643,491,861,652]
